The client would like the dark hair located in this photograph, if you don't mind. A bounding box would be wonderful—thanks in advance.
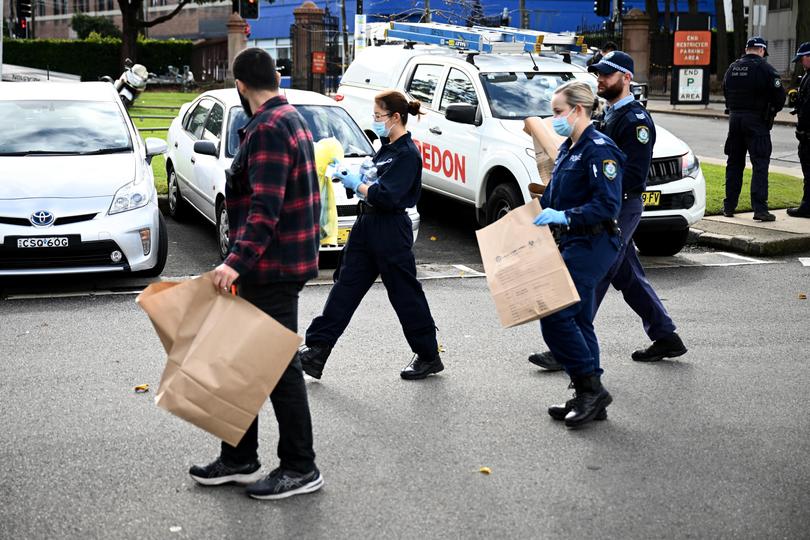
[374,90,423,126]
[232,47,279,91]
[602,41,618,52]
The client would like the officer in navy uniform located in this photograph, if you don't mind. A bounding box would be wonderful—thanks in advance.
[722,36,787,221]
[787,42,810,218]
[528,51,687,371]
[299,90,444,381]
[533,80,624,429]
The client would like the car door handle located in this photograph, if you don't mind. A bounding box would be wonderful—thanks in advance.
[429,127,442,135]
[190,156,196,164]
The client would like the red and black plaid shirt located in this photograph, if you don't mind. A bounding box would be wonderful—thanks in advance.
[224,95,320,283]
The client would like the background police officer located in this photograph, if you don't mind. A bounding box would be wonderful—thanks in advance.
[528,51,686,371]
[787,42,810,218]
[722,36,787,221]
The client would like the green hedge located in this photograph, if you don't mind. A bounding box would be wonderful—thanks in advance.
[2,36,193,81]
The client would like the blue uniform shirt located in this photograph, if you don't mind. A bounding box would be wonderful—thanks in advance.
[541,124,625,230]
[365,132,422,211]
[600,98,655,196]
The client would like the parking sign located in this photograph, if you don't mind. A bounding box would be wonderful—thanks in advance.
[677,68,703,102]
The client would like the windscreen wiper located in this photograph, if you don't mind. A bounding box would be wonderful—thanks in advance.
[79,147,132,155]
[0,150,83,156]
[344,152,372,158]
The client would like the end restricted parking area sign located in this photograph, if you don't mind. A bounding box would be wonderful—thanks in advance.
[670,14,711,106]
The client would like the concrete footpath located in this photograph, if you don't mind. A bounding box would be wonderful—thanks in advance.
[647,97,798,127]
[690,209,810,255]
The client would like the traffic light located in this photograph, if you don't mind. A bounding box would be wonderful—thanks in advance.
[240,0,259,19]
[16,17,28,38]
[17,0,32,18]
[594,0,610,17]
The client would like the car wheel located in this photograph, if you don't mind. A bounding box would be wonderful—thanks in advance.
[485,183,523,225]
[633,229,689,256]
[139,213,169,277]
[216,198,230,260]
[167,167,190,220]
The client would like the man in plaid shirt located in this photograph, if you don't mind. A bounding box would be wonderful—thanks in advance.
[190,48,324,500]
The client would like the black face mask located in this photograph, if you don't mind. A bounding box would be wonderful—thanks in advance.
[237,87,253,118]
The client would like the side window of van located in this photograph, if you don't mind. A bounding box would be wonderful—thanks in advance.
[407,64,443,107]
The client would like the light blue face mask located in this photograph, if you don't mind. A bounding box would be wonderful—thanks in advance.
[371,119,391,138]
[552,110,575,137]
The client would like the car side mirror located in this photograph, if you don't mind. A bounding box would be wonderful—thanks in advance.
[193,140,218,157]
[144,137,168,164]
[445,103,479,126]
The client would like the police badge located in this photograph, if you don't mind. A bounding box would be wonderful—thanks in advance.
[636,126,650,144]
[603,159,618,180]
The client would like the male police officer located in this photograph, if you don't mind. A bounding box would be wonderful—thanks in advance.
[722,37,787,221]
[528,51,686,371]
[787,42,810,218]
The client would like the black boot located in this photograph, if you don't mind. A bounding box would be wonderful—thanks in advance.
[631,332,687,362]
[299,344,332,379]
[563,375,612,429]
[400,354,444,380]
[528,351,564,371]
[548,382,607,421]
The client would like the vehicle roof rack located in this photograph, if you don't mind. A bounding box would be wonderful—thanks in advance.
[384,22,585,55]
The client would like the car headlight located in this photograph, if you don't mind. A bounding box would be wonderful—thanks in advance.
[681,150,700,178]
[109,179,150,215]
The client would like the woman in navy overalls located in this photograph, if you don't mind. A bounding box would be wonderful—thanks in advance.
[299,90,443,381]
[535,81,624,428]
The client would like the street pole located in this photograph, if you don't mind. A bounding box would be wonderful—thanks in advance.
[424,0,430,23]
[519,0,526,28]
[0,0,4,81]
[340,0,347,74]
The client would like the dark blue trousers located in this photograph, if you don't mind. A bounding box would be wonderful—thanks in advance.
[540,233,620,378]
[306,213,438,358]
[594,197,677,341]
[724,112,772,214]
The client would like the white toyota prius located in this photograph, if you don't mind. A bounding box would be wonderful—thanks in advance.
[0,82,168,276]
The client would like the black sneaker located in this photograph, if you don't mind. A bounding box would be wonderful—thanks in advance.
[787,207,810,218]
[400,354,444,380]
[753,212,776,222]
[189,457,263,486]
[246,467,324,500]
[631,332,687,362]
[299,344,332,379]
[528,351,564,371]
[723,209,735,218]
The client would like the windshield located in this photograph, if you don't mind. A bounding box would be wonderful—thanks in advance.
[479,72,578,120]
[0,100,133,155]
[226,105,374,158]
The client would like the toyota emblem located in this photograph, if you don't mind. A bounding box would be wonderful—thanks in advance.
[30,210,55,227]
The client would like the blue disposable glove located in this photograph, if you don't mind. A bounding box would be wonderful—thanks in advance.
[533,208,569,226]
[332,166,364,192]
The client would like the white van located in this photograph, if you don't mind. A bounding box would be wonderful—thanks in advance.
[336,39,705,256]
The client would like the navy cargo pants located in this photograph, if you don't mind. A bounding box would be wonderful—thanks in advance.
[593,196,677,341]
[305,212,438,358]
[724,112,773,214]
[540,233,620,378]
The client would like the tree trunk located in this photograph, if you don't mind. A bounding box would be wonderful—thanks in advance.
[119,0,141,69]
[797,0,810,80]
[688,0,698,14]
[340,0,348,72]
[645,0,659,33]
[664,0,671,32]
[714,0,729,79]
[731,0,746,59]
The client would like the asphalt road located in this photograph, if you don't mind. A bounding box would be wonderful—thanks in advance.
[653,112,800,170]
[2,253,810,539]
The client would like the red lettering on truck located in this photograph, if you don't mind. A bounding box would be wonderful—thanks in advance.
[413,138,467,183]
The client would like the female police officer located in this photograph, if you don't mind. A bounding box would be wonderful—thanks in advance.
[298,90,443,381]
[534,81,624,428]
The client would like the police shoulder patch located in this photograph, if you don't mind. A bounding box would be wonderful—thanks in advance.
[635,113,647,120]
[636,125,650,144]
[602,159,618,180]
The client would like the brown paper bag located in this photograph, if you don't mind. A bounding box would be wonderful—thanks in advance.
[136,273,303,446]
[524,116,565,186]
[475,198,580,328]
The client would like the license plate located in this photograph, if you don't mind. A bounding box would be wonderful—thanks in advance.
[641,191,661,207]
[16,237,70,248]
[336,227,351,245]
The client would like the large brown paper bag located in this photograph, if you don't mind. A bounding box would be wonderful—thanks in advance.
[524,116,565,191]
[475,198,580,328]
[136,272,302,446]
